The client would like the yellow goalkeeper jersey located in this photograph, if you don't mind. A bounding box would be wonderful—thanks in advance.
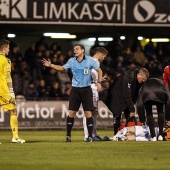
[0,54,11,95]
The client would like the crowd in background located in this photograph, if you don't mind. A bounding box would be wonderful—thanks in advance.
[8,37,170,101]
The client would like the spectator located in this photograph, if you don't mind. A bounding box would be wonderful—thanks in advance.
[50,42,61,57]
[50,81,63,99]
[34,50,44,79]
[122,47,133,65]
[132,46,148,67]
[56,54,65,66]
[43,49,51,60]
[62,82,72,100]
[57,70,71,92]
[35,36,48,53]
[24,43,36,76]
[11,62,22,95]
[24,42,36,74]
[144,41,156,60]
[146,59,162,78]
[65,50,73,63]
[37,79,50,99]
[9,44,23,63]
[44,68,59,87]
[24,80,38,100]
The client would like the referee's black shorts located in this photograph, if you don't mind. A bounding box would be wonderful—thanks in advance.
[69,86,94,111]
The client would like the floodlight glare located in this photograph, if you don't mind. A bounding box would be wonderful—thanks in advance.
[120,36,125,40]
[7,34,16,38]
[98,37,113,41]
[151,38,170,42]
[43,33,70,37]
[51,34,76,39]
[43,32,76,39]
[138,36,143,40]
[88,38,96,41]
[145,39,150,42]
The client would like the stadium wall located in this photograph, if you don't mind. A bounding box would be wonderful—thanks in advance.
[0,101,158,130]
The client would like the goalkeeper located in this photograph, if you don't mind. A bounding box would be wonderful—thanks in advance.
[0,39,25,143]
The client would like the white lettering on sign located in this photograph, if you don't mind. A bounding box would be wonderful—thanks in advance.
[17,103,54,119]
[32,2,121,21]
[0,108,4,122]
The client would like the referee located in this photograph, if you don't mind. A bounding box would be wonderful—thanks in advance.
[42,44,103,142]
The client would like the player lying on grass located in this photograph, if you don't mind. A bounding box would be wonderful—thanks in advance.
[106,125,163,141]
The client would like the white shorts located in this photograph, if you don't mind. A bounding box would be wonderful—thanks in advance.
[135,126,146,137]
[135,126,150,141]
[91,84,99,108]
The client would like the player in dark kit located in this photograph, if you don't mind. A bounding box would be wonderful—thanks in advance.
[137,78,170,141]
[103,68,149,135]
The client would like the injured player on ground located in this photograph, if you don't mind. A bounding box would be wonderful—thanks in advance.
[107,126,162,141]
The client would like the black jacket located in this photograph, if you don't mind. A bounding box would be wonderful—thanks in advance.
[137,78,170,121]
[103,68,141,116]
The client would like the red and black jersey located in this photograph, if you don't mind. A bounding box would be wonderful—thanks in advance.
[163,66,170,87]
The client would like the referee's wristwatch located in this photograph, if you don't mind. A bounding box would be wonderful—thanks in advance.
[97,80,102,84]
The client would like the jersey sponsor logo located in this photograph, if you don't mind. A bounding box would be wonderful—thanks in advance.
[84,69,88,74]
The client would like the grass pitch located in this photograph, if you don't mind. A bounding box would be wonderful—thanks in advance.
[0,130,170,170]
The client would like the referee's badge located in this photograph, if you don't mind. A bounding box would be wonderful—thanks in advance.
[84,69,88,74]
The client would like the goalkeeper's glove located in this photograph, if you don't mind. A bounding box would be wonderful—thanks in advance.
[9,88,16,104]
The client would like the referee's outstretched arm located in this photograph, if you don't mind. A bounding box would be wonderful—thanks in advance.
[42,58,65,71]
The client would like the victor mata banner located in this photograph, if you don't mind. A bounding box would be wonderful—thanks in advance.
[0,101,114,129]
[0,101,158,130]
[0,0,169,26]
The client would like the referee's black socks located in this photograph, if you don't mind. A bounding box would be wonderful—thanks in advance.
[86,117,94,138]
[66,116,74,137]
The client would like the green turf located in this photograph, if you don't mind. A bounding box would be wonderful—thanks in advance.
[0,130,170,170]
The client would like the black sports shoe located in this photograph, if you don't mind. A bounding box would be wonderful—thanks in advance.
[102,136,111,141]
[85,137,93,142]
[65,136,71,142]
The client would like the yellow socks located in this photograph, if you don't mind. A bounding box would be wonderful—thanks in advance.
[10,114,18,139]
